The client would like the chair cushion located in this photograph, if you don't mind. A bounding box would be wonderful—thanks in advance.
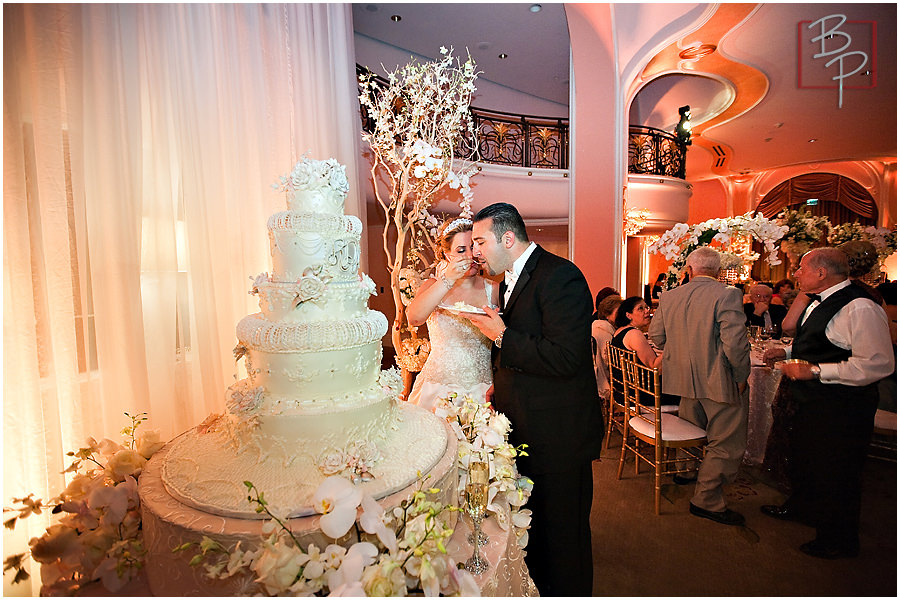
[629,413,706,441]
[874,409,897,433]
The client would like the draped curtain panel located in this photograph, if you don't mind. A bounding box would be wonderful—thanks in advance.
[3,5,361,592]
[755,172,878,225]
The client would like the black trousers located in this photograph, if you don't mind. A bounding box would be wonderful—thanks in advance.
[523,461,594,596]
[788,393,878,547]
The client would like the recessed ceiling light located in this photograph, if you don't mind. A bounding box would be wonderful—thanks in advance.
[808,138,818,143]
[390,14,401,22]
[862,70,871,75]
[764,137,773,142]
[773,122,784,128]
[530,4,542,12]
[498,53,508,59]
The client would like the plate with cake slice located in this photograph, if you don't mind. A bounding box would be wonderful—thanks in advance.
[438,301,487,315]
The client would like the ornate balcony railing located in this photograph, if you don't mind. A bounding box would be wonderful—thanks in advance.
[628,125,687,179]
[357,65,568,170]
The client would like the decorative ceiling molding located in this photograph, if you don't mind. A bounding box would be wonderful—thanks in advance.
[638,4,767,177]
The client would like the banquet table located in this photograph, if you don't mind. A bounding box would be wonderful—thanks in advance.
[743,342,784,465]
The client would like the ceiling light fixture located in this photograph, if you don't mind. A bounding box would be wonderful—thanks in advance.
[390,14,401,22]
[530,4,542,12]
[498,53,508,59]
[808,138,818,143]
[678,44,717,60]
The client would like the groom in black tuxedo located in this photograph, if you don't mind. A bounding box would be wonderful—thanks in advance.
[466,202,603,596]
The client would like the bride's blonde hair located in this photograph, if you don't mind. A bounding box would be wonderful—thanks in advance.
[434,217,473,261]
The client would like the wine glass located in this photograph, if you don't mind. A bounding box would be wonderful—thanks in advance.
[463,482,489,575]
[467,461,489,546]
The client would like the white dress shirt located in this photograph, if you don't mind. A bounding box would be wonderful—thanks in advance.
[503,242,537,306]
[787,279,894,386]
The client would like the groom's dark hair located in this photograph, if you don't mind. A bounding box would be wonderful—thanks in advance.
[474,203,529,243]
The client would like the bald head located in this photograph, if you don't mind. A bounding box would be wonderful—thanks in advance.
[796,247,850,293]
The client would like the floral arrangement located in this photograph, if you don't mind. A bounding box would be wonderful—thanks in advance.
[275,156,349,196]
[648,213,788,288]
[775,207,832,255]
[828,222,898,263]
[433,394,533,548]
[3,413,164,594]
[358,46,480,375]
[177,477,479,596]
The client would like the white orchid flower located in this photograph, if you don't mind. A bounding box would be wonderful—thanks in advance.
[313,476,363,539]
[327,542,378,593]
[359,495,398,553]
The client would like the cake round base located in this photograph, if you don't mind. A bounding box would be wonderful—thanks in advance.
[160,401,447,518]
[139,417,459,596]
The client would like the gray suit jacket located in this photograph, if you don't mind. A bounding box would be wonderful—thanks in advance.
[649,276,750,404]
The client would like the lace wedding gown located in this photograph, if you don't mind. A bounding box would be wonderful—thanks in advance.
[407,281,495,410]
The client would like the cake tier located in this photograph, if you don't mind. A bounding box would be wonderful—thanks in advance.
[268,212,361,282]
[160,401,449,519]
[236,312,387,402]
[141,413,459,596]
[255,276,376,323]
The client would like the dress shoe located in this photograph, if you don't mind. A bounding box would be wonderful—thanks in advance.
[673,474,697,485]
[689,503,746,526]
[799,539,859,560]
[760,504,811,525]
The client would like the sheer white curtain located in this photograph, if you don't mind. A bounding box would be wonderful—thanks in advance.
[3,4,363,593]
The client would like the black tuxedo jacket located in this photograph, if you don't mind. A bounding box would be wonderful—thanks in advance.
[743,302,788,334]
[492,246,603,475]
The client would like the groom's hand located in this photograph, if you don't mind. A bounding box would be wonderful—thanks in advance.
[464,305,506,342]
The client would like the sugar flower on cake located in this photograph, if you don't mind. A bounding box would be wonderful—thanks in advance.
[225,380,264,415]
[275,155,349,196]
[249,272,270,295]
[377,367,404,398]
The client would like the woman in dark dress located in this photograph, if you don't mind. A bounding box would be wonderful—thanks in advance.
[609,296,678,407]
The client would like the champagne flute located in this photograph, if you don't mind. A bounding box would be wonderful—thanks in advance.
[467,461,489,546]
[463,482,489,575]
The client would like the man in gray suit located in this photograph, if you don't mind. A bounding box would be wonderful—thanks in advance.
[649,246,751,525]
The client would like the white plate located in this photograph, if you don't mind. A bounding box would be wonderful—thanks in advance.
[438,303,487,315]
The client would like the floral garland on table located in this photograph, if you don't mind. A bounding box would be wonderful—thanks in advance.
[648,213,788,289]
[3,413,165,594]
[178,477,480,596]
[775,207,833,255]
[433,394,533,549]
[828,222,898,264]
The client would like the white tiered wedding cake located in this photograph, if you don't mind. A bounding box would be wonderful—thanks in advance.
[156,157,448,519]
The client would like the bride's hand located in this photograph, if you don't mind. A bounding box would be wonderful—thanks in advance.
[437,257,472,284]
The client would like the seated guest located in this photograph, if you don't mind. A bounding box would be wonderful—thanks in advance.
[592,286,619,321]
[611,296,677,407]
[592,294,622,400]
[744,283,787,336]
[772,278,795,305]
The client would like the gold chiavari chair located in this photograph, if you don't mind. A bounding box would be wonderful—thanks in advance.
[605,343,635,449]
[616,354,707,515]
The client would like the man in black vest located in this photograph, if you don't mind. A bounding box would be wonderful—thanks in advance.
[466,203,602,595]
[762,248,894,559]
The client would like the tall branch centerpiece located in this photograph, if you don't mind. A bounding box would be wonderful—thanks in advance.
[359,47,480,388]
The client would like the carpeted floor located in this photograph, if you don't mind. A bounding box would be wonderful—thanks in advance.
[590,432,897,596]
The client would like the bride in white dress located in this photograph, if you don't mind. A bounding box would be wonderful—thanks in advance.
[405,218,500,410]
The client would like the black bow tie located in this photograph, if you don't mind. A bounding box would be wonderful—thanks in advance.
[806,293,822,303]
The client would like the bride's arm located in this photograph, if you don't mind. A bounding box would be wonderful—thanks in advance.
[407,259,469,326]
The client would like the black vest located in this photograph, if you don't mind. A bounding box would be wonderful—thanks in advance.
[790,283,877,402]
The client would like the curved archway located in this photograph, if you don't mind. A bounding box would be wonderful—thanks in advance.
[754,173,878,225]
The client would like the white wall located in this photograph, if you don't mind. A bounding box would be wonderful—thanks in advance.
[354,33,569,118]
